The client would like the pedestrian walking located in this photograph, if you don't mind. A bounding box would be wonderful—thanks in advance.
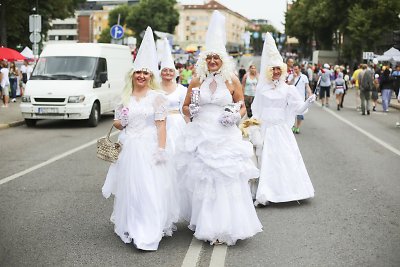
[334,72,345,111]
[391,64,400,99]
[380,68,393,112]
[20,59,33,96]
[352,64,363,110]
[251,32,316,206]
[102,27,179,251]
[8,62,19,102]
[372,74,380,111]
[176,11,262,246]
[241,64,259,118]
[159,38,188,154]
[1,61,10,107]
[319,63,332,107]
[358,64,373,115]
[288,63,312,133]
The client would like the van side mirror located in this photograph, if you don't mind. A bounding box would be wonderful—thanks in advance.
[99,72,108,83]
[94,72,108,88]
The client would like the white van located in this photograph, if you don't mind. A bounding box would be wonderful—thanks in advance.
[20,43,132,127]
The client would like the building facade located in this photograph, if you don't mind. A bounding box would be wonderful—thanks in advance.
[174,0,250,52]
[47,17,78,43]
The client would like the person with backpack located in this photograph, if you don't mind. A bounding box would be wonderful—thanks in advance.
[358,64,373,115]
[319,63,332,107]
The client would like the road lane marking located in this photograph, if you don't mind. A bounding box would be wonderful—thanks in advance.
[181,237,203,267]
[0,131,119,186]
[319,105,400,156]
[209,244,228,267]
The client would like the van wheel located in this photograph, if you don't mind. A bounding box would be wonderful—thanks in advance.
[87,102,100,127]
[25,119,37,127]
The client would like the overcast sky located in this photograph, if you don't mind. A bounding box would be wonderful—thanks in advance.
[178,0,289,32]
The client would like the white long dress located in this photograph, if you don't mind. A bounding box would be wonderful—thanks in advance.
[176,74,262,246]
[251,81,315,204]
[102,90,179,251]
[163,84,187,154]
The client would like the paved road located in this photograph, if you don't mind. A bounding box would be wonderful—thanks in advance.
[0,90,399,266]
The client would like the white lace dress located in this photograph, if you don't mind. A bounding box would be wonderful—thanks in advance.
[251,82,315,204]
[102,90,180,251]
[176,74,262,245]
[163,84,187,154]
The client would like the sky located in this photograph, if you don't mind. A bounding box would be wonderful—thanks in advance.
[178,0,289,32]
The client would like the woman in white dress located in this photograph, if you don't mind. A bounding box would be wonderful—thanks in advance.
[102,27,179,251]
[176,11,262,246]
[251,33,316,206]
[159,38,188,154]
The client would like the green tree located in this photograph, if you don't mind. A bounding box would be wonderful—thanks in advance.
[98,27,112,43]
[126,0,179,43]
[346,0,400,61]
[0,0,84,48]
[286,0,400,62]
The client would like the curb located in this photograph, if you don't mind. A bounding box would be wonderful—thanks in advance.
[0,120,25,130]
[377,99,400,111]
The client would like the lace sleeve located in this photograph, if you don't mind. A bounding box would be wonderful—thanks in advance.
[114,104,124,120]
[153,93,168,121]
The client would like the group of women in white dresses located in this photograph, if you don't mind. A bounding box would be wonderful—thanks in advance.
[101,11,316,251]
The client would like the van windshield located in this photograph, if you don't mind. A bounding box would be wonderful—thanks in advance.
[31,56,98,80]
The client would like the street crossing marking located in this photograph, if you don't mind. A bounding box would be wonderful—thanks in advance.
[320,104,400,157]
[0,131,119,186]
[209,244,228,267]
[181,237,203,267]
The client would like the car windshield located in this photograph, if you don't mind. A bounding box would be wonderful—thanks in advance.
[31,56,97,80]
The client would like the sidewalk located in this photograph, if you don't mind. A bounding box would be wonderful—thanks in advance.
[0,97,25,129]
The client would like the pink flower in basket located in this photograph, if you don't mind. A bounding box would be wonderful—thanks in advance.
[121,107,129,115]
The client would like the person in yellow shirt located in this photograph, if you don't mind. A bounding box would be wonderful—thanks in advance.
[352,64,362,110]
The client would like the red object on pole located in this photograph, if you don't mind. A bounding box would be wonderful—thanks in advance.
[0,47,26,61]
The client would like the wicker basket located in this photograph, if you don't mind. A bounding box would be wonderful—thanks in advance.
[96,125,122,163]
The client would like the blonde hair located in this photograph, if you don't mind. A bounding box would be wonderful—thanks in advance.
[121,69,160,106]
[195,50,235,83]
[265,64,287,83]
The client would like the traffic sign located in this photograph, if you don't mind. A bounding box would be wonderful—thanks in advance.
[110,25,124,39]
[29,32,41,43]
[29,14,42,33]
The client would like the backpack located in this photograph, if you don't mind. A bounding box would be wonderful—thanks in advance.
[321,71,330,83]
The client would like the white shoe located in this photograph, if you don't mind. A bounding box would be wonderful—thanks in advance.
[396,122,400,127]
[11,98,16,102]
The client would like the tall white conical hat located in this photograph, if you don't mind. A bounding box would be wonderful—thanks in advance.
[204,10,227,54]
[196,10,234,82]
[257,32,285,88]
[160,38,176,71]
[132,26,158,76]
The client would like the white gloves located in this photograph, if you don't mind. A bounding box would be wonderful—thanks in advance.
[153,148,167,165]
[297,94,316,114]
[119,107,129,128]
[219,111,241,127]
[189,103,200,118]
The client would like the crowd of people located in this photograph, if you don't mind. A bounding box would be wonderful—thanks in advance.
[101,11,317,251]
[0,59,33,107]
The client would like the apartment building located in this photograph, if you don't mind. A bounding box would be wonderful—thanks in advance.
[174,0,250,52]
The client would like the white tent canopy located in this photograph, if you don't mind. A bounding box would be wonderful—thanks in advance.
[376,47,400,62]
[20,46,34,59]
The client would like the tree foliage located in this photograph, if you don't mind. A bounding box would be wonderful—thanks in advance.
[0,0,84,48]
[285,0,400,62]
[126,0,179,43]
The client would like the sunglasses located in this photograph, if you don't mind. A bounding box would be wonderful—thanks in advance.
[206,54,221,61]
